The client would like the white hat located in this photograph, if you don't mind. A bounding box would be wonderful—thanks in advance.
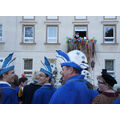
[56,50,89,71]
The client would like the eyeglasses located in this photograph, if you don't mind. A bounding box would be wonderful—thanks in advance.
[98,81,105,84]
[39,74,46,78]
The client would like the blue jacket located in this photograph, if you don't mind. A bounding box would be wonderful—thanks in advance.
[49,75,99,104]
[0,82,19,104]
[32,84,56,104]
[83,80,99,103]
[112,97,120,104]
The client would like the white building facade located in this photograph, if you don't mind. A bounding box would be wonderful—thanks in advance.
[0,16,120,88]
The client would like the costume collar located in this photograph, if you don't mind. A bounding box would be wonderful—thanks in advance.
[42,83,53,87]
[103,91,119,97]
[44,83,52,85]
[66,74,85,83]
[0,81,11,87]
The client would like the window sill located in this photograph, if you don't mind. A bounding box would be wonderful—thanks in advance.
[72,21,89,24]
[44,43,61,45]
[44,21,61,24]
[20,42,36,45]
[101,43,118,45]
[0,42,5,44]
[20,21,37,24]
[101,20,119,24]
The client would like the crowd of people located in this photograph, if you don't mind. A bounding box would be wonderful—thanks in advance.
[0,50,120,104]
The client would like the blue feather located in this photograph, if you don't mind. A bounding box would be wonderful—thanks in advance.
[56,50,70,61]
[44,57,52,72]
[2,53,14,68]
[41,61,47,70]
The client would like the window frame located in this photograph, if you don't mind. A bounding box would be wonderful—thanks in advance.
[103,25,116,43]
[22,16,35,20]
[46,16,59,20]
[22,25,35,43]
[74,25,88,38]
[0,25,2,42]
[105,59,115,77]
[46,25,59,43]
[103,16,117,20]
[74,16,87,20]
[23,58,33,78]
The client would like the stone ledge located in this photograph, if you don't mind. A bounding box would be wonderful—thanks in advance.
[44,43,61,45]
[20,42,36,45]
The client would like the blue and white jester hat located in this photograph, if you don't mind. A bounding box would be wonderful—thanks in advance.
[40,57,53,81]
[56,50,89,71]
[0,53,15,76]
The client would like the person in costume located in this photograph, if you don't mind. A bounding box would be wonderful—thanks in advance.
[112,97,120,104]
[49,50,98,104]
[0,53,19,104]
[81,69,99,103]
[22,71,42,104]
[11,74,22,103]
[92,69,119,104]
[32,57,56,104]
[16,76,28,103]
[19,76,28,88]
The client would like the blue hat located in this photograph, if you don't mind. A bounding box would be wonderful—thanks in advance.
[0,53,15,76]
[40,57,53,81]
[56,50,89,71]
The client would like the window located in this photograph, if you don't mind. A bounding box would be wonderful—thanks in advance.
[23,59,33,78]
[0,25,2,42]
[104,16,117,20]
[47,25,58,43]
[74,26,87,38]
[105,60,115,77]
[0,58,4,68]
[75,16,87,20]
[104,25,116,43]
[47,16,58,20]
[23,25,35,43]
[23,16,35,20]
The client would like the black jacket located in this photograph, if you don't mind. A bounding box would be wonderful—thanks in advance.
[22,80,42,104]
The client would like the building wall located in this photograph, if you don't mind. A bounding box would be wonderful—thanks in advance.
[0,16,120,88]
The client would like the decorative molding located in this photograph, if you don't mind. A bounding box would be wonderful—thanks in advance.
[44,21,61,24]
[0,42,5,44]
[44,42,61,45]
[101,43,119,45]
[20,42,36,45]
[72,21,89,25]
[20,21,37,24]
[101,21,119,24]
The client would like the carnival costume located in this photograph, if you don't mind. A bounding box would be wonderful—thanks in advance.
[32,57,56,104]
[49,50,98,104]
[112,97,120,104]
[92,69,119,104]
[0,53,18,104]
